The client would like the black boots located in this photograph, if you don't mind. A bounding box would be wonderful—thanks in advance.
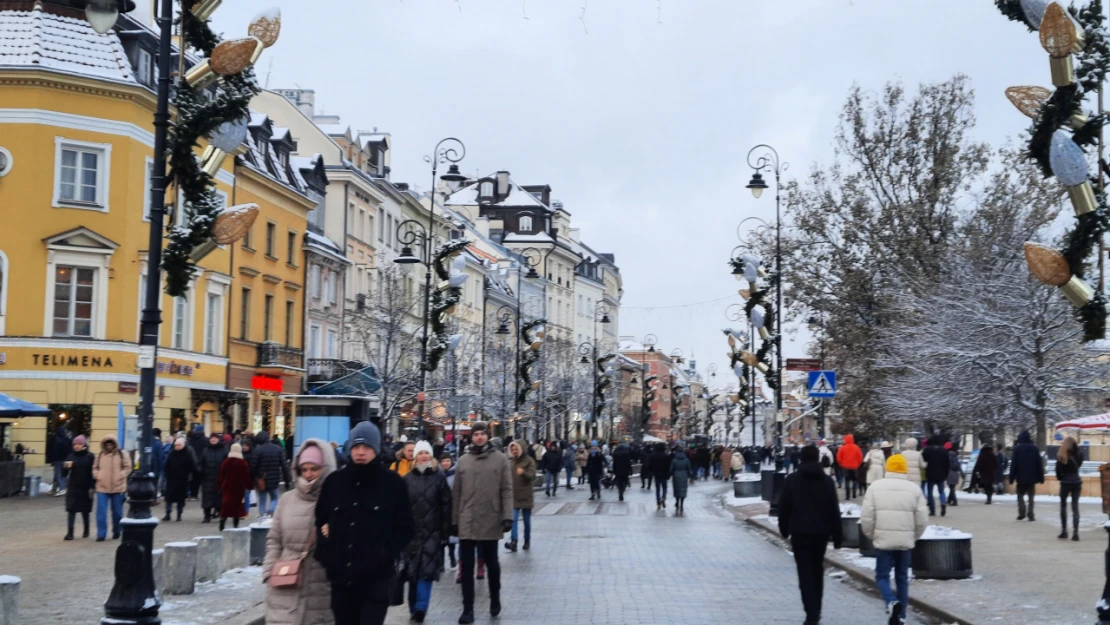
[504,540,517,552]
[490,596,502,617]
[458,610,474,624]
[522,541,530,551]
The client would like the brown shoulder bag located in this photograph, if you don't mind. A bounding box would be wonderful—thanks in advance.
[269,526,315,588]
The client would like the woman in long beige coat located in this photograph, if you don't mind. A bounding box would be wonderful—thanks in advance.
[263,439,336,625]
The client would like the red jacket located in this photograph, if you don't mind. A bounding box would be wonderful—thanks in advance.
[836,435,863,470]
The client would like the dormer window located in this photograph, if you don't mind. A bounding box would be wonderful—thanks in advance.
[278,149,289,170]
[519,214,533,233]
[478,178,496,204]
[135,48,153,88]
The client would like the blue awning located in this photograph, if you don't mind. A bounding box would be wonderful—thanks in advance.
[0,393,51,418]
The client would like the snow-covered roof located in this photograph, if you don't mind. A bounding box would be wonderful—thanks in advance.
[315,123,350,138]
[0,4,135,83]
[241,111,307,196]
[445,178,552,212]
[304,230,350,264]
[502,232,555,244]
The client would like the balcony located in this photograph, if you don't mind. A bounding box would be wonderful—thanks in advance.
[257,342,305,372]
[307,358,368,384]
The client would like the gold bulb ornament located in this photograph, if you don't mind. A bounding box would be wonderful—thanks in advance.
[739,289,751,300]
[1005,86,1088,129]
[249,8,282,48]
[1040,3,1085,86]
[1024,242,1094,307]
[740,351,769,374]
[727,335,737,349]
[213,203,259,245]
[191,0,221,20]
[186,37,264,89]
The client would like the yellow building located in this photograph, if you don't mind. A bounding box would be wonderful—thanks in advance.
[0,2,238,463]
[224,113,318,440]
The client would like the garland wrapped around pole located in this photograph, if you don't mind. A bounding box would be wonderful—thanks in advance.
[425,239,470,373]
[728,255,778,390]
[998,0,1110,341]
[162,1,272,296]
[517,318,546,407]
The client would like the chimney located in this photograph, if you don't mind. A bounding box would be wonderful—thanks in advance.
[569,228,581,243]
[475,216,491,240]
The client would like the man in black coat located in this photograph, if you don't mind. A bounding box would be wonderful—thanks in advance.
[611,442,633,501]
[199,434,228,523]
[922,435,950,517]
[541,441,563,496]
[778,445,843,625]
[317,421,414,625]
[1009,430,1045,521]
[648,443,671,509]
[187,426,207,499]
[252,431,290,517]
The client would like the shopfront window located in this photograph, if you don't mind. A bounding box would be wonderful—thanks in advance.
[46,405,92,459]
[170,408,187,436]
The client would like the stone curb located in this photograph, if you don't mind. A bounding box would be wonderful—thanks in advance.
[726,501,976,625]
[225,600,265,625]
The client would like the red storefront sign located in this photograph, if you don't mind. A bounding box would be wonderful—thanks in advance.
[251,375,284,392]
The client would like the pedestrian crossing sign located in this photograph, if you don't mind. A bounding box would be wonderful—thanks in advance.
[808,370,837,398]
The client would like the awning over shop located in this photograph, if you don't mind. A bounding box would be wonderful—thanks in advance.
[1054,413,1110,430]
[312,367,382,397]
[0,392,51,418]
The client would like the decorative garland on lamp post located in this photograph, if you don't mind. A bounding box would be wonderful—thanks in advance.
[163,2,280,296]
[996,0,1110,340]
[517,318,546,406]
[425,238,470,373]
[728,255,778,389]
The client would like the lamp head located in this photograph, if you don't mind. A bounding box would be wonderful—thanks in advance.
[84,0,135,34]
[440,164,467,192]
[746,172,768,199]
[394,247,420,264]
[496,323,510,335]
[600,313,611,324]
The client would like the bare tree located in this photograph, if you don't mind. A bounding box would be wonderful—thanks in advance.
[344,267,421,426]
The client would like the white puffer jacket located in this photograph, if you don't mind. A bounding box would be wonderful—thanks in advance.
[864,449,887,484]
[900,438,925,485]
[860,472,928,551]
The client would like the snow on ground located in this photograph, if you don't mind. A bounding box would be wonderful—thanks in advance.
[959,491,1101,505]
[840,502,861,518]
[730,496,763,506]
[161,566,263,625]
[920,525,973,540]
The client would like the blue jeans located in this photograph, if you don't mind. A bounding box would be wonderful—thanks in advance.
[53,461,67,491]
[408,578,433,614]
[566,466,574,487]
[244,489,252,511]
[875,549,911,618]
[96,492,124,539]
[256,488,279,515]
[545,471,559,493]
[655,478,667,502]
[511,508,531,543]
[926,480,946,513]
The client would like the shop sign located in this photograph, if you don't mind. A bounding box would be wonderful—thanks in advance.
[34,353,114,368]
[156,361,194,376]
[251,375,283,392]
[118,381,139,393]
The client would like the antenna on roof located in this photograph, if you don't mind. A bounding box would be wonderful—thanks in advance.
[264,56,275,88]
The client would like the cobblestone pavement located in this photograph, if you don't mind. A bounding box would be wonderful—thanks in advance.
[0,494,265,624]
[383,480,914,625]
[3,479,928,625]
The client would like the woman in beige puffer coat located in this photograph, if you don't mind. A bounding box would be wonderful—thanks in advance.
[263,439,336,625]
[900,438,925,486]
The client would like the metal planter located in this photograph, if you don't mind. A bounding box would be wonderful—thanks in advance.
[912,538,973,580]
[733,478,761,498]
[840,517,860,548]
[858,524,876,557]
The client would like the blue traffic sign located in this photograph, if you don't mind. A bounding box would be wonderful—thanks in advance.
[808,370,837,398]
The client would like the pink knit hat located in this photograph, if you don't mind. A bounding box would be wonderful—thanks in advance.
[73,435,87,448]
[299,444,323,467]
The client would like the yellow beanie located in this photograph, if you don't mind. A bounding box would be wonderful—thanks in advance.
[885,454,908,474]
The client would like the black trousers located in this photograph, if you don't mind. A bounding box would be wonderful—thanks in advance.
[641,471,652,488]
[331,584,389,625]
[843,469,857,499]
[66,511,89,536]
[459,539,500,610]
[1016,483,1035,518]
[791,534,829,624]
[1060,482,1081,531]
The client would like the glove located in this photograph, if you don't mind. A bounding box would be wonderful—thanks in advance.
[502,519,513,533]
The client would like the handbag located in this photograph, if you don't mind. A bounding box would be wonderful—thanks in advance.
[388,557,406,606]
[269,527,314,589]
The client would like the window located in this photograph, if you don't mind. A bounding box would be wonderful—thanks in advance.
[347,205,355,239]
[172,295,189,349]
[265,223,276,257]
[142,158,154,221]
[310,265,322,300]
[263,294,274,341]
[242,223,253,250]
[287,230,297,266]
[519,214,533,232]
[358,209,365,240]
[326,329,337,358]
[53,266,94,337]
[378,209,384,241]
[239,287,251,339]
[310,325,321,358]
[578,295,583,316]
[135,48,153,87]
[204,292,222,354]
[327,272,337,305]
[54,139,110,209]
[386,214,394,250]
[284,300,294,346]
[368,213,375,244]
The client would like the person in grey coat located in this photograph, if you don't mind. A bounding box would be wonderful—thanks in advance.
[669,444,693,515]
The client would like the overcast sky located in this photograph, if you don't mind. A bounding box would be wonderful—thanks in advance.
[212,0,1052,390]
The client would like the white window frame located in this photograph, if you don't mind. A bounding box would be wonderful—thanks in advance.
[44,248,112,339]
[310,324,321,358]
[142,156,154,221]
[204,290,222,355]
[172,291,191,350]
[53,137,111,211]
[327,271,337,305]
[326,328,338,358]
[519,214,533,232]
[0,249,8,335]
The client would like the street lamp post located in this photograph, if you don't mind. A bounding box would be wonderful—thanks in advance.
[494,305,521,436]
[394,138,467,441]
[746,145,788,484]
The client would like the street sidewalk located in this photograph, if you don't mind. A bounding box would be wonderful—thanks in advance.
[726,480,1107,625]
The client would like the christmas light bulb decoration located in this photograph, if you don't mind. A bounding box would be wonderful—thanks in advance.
[212,203,259,245]
[732,363,744,378]
[210,37,265,76]
[1005,86,1088,128]
[739,288,751,300]
[752,305,771,340]
[1024,242,1094,306]
[742,253,760,283]
[191,0,221,20]
[740,351,769,373]
[1040,3,1084,86]
[1022,0,1048,28]
[209,116,249,152]
[1049,130,1097,215]
[248,8,282,48]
